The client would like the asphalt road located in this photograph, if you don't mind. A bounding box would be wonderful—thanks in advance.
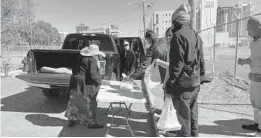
[0,76,256,137]
[1,77,148,137]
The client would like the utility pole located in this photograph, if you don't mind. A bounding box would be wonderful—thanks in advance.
[188,0,196,29]
[142,0,146,46]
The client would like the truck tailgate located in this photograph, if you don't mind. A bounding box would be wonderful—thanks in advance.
[15,73,71,87]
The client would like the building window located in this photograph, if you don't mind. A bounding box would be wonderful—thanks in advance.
[205,1,214,8]
[163,21,164,23]
[166,21,168,23]
[166,14,168,16]
[169,13,171,16]
[156,14,159,24]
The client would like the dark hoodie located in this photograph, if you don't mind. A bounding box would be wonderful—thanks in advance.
[167,22,205,87]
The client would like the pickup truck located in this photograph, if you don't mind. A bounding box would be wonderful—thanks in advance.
[16,33,124,98]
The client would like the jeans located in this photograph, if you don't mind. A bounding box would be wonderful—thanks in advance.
[172,86,200,137]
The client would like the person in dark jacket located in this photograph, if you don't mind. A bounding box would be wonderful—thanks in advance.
[165,4,205,137]
[154,28,173,84]
[129,30,157,79]
[122,41,136,76]
[65,44,105,129]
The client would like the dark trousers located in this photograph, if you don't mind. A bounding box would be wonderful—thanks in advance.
[172,87,200,137]
[86,93,98,124]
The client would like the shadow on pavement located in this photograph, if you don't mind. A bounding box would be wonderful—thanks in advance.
[199,118,254,137]
[1,87,69,113]
[25,107,148,137]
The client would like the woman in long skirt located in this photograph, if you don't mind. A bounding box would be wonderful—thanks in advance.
[65,44,106,129]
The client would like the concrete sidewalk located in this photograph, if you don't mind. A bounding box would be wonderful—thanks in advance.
[0,70,25,77]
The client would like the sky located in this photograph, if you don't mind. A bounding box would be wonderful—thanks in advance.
[34,0,261,36]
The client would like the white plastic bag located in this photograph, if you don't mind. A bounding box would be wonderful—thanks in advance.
[144,63,165,109]
[120,81,133,91]
[157,95,181,131]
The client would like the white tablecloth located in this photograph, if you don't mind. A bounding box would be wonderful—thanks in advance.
[97,81,146,104]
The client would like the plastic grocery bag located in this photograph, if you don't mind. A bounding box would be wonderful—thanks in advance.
[144,63,164,109]
[157,94,181,131]
[120,81,133,92]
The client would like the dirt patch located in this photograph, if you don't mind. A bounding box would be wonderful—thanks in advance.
[198,75,252,117]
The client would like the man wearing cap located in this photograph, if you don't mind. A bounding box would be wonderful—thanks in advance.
[238,17,261,136]
[122,40,136,76]
[165,4,205,136]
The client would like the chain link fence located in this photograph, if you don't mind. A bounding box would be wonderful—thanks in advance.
[198,13,261,81]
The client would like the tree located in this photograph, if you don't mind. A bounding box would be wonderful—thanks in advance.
[32,20,61,46]
[1,0,36,45]
[1,0,61,46]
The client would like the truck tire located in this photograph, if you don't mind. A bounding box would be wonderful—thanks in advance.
[42,88,60,99]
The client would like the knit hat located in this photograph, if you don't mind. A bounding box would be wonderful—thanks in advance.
[247,16,261,38]
[172,4,191,23]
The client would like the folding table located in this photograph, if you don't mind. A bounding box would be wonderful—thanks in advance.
[97,80,146,137]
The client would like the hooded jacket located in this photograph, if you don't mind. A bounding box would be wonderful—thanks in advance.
[167,22,205,87]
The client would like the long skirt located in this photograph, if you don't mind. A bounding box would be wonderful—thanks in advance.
[65,75,89,125]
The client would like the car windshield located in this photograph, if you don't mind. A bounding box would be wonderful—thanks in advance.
[63,35,115,52]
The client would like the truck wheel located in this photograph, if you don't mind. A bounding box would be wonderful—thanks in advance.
[42,88,60,99]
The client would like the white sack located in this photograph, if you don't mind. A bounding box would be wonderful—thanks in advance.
[144,63,164,109]
[157,95,181,131]
[39,66,72,74]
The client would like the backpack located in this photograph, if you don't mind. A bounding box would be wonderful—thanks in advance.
[177,34,201,89]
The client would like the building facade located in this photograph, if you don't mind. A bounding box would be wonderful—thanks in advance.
[151,10,174,37]
[216,2,252,37]
[76,24,89,33]
[79,24,121,37]
[196,0,218,47]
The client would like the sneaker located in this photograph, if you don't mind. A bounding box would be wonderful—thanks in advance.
[88,123,104,129]
[242,123,258,131]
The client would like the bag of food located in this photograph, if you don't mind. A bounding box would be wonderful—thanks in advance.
[120,80,133,92]
[144,63,164,109]
[157,94,181,131]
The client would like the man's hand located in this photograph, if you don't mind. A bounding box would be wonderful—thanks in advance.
[122,73,133,82]
[238,58,244,65]
[153,58,160,66]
